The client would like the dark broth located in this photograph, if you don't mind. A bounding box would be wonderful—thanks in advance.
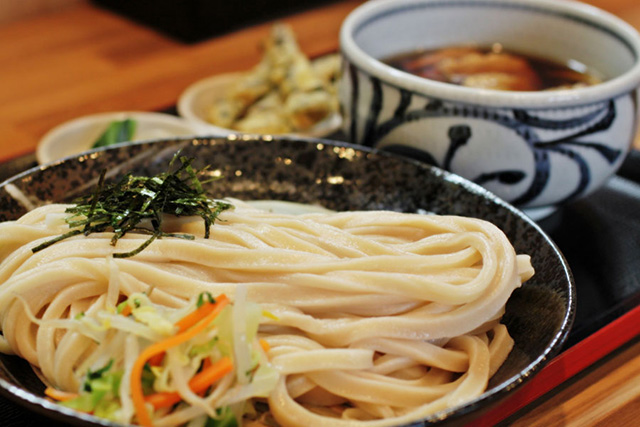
[384,45,602,91]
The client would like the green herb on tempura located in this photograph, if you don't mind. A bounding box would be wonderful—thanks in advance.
[32,154,232,258]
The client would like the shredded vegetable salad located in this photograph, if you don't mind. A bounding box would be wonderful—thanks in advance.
[43,290,278,426]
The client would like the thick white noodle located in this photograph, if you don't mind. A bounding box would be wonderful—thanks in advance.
[0,202,534,426]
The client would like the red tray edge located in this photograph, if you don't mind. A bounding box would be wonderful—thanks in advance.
[472,303,640,426]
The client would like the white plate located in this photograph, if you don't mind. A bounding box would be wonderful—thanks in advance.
[36,112,200,164]
[177,72,342,138]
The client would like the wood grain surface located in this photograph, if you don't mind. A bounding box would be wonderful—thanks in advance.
[0,1,639,426]
[0,0,83,26]
[509,337,640,427]
[1,0,639,163]
[0,1,358,162]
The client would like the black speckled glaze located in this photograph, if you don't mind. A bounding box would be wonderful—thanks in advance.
[0,136,575,426]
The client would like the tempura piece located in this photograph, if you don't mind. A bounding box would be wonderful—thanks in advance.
[462,72,539,91]
[543,68,602,90]
[281,56,326,96]
[285,89,338,130]
[207,59,274,127]
[387,45,602,91]
[438,52,541,91]
[402,47,478,71]
[234,110,291,134]
[205,23,339,134]
[311,53,341,86]
[207,98,245,129]
[235,92,291,134]
[227,59,273,106]
[262,24,302,86]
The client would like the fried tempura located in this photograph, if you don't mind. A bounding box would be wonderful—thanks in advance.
[206,24,340,134]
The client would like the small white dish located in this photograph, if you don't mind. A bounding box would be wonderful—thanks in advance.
[36,112,200,164]
[177,72,342,138]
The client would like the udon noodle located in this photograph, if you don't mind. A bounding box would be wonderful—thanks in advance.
[0,200,533,426]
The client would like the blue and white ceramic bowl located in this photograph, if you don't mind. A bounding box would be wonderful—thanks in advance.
[339,0,640,217]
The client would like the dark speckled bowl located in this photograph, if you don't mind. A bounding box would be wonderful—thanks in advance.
[0,136,575,426]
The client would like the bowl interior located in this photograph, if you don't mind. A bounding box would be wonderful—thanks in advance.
[0,136,575,426]
[349,0,638,81]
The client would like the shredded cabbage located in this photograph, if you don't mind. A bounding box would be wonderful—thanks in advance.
[62,360,123,421]
[46,291,278,426]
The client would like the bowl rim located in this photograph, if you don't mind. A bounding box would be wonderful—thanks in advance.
[340,0,640,108]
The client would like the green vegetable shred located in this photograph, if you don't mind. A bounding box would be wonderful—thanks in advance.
[92,118,138,148]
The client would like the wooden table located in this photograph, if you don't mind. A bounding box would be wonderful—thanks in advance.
[0,1,639,426]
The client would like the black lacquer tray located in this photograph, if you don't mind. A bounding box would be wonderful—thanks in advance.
[539,150,640,348]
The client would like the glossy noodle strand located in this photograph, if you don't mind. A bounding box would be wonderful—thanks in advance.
[0,201,534,426]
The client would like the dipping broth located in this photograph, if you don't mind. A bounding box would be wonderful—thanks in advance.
[384,44,602,91]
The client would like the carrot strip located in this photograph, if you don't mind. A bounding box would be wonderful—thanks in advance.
[202,356,213,370]
[259,339,270,353]
[174,300,218,333]
[120,304,132,317]
[196,357,213,397]
[192,357,214,398]
[44,386,79,402]
[143,390,181,410]
[188,356,233,395]
[144,356,233,409]
[130,294,229,426]
[143,297,224,369]
[147,352,164,367]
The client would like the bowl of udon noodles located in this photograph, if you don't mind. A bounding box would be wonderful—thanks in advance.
[0,135,574,426]
[339,0,640,220]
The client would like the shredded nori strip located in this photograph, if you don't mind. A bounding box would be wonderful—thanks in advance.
[32,153,232,258]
